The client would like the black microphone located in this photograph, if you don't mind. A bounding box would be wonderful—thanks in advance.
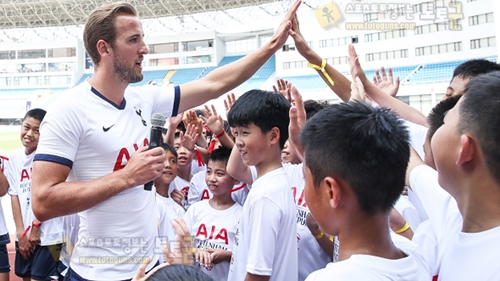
[144,113,166,191]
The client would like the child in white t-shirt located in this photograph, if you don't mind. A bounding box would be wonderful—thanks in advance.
[6,109,63,281]
[296,102,429,281]
[183,147,241,281]
[155,143,186,254]
[408,73,500,280]
[226,90,297,281]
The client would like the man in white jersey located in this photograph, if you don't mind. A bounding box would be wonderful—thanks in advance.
[0,149,10,279]
[294,102,429,281]
[407,72,500,280]
[31,1,301,280]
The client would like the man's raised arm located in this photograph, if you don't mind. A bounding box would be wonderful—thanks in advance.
[178,0,301,112]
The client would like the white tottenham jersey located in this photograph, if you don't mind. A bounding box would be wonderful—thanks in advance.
[34,81,180,280]
[6,149,63,245]
[184,200,242,281]
[228,168,298,281]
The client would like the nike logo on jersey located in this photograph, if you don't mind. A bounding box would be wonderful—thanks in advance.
[103,124,115,132]
[135,107,147,126]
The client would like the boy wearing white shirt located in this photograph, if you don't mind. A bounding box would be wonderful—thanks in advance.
[6,109,63,281]
[408,72,500,280]
[297,102,430,281]
[183,147,242,281]
[227,90,297,281]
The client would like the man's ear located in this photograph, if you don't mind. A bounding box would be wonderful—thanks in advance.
[457,134,474,166]
[97,40,111,57]
[323,176,342,209]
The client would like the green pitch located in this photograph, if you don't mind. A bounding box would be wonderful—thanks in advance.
[0,131,22,153]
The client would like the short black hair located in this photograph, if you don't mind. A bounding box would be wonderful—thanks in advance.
[228,90,290,149]
[161,143,178,159]
[304,100,328,120]
[147,264,214,281]
[426,95,462,143]
[452,59,500,82]
[24,108,46,122]
[208,146,231,166]
[300,101,410,213]
[459,71,500,184]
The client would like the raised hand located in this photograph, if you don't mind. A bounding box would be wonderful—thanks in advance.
[164,218,195,265]
[350,76,367,102]
[183,110,203,137]
[200,104,224,136]
[273,79,293,103]
[373,67,400,97]
[269,0,302,50]
[348,45,368,84]
[288,82,306,160]
[180,124,199,151]
[224,93,236,118]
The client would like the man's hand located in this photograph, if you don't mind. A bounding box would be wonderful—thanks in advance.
[121,146,166,187]
[268,0,302,51]
[373,67,400,97]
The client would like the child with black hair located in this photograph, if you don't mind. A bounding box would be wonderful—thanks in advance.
[296,102,429,280]
[183,147,241,281]
[6,108,63,281]
[188,104,249,207]
[407,72,500,280]
[155,143,186,263]
[226,90,297,281]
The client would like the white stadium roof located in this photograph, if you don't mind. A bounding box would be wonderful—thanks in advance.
[0,0,330,43]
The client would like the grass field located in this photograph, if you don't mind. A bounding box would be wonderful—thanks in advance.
[0,131,22,153]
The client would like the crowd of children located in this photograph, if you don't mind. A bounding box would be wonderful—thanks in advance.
[0,1,500,281]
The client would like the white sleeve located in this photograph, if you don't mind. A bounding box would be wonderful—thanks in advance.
[409,165,459,238]
[245,198,281,276]
[249,166,258,183]
[5,152,17,196]
[149,85,181,118]
[412,220,439,276]
[394,195,423,231]
[187,172,206,207]
[403,120,428,160]
[34,104,83,167]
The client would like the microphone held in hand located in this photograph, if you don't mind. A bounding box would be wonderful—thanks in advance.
[144,113,166,191]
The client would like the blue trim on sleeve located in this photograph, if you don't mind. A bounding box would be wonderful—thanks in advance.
[91,87,127,110]
[34,154,73,169]
[172,85,180,117]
